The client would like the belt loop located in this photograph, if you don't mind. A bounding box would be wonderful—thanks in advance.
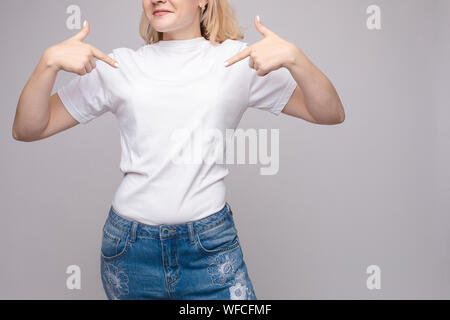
[187,222,195,244]
[130,221,138,243]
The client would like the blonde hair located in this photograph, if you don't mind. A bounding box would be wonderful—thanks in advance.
[139,0,244,45]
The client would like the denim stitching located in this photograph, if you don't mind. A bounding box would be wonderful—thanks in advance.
[108,205,232,239]
[195,232,240,255]
[103,228,120,243]
[160,239,173,297]
[195,214,230,235]
[206,252,238,287]
[101,262,130,300]
[229,269,254,300]
[106,217,133,234]
[101,233,131,261]
[102,228,120,257]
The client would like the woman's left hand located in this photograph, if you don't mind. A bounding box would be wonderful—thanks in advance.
[224,15,305,76]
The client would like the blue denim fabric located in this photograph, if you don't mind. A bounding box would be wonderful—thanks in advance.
[100,202,257,300]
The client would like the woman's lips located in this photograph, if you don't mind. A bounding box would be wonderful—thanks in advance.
[154,11,172,16]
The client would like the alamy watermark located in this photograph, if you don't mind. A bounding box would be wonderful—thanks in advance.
[66,264,81,290]
[366,264,381,290]
[170,127,280,176]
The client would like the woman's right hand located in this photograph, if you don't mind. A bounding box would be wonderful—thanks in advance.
[43,20,119,75]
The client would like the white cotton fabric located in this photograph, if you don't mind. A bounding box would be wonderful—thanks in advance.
[57,36,297,225]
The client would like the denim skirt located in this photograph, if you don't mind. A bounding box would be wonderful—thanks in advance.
[100,202,257,300]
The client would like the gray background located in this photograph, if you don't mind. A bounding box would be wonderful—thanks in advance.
[1,0,449,299]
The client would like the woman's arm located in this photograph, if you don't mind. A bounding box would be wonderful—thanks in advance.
[282,50,345,125]
[13,50,63,141]
[282,46,345,124]
[12,20,118,142]
[225,16,345,125]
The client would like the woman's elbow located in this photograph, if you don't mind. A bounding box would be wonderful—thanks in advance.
[336,107,345,124]
[332,101,345,124]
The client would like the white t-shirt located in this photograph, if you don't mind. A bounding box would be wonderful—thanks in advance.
[57,36,297,225]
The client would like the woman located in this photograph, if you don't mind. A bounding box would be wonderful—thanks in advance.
[13,0,345,300]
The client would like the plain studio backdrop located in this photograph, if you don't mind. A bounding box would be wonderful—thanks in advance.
[1,0,449,299]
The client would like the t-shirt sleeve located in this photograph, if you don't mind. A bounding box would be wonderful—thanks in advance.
[243,43,298,116]
[57,53,115,124]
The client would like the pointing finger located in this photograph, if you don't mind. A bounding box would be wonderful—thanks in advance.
[72,20,90,42]
[254,15,274,38]
[90,46,119,68]
[224,46,251,68]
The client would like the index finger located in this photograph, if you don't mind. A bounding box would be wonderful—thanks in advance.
[224,47,251,67]
[90,46,119,68]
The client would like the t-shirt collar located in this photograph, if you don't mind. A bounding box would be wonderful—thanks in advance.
[154,36,209,49]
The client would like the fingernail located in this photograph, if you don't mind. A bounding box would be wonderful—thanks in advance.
[224,60,229,67]
[83,20,87,27]
[114,62,119,68]
[256,15,261,22]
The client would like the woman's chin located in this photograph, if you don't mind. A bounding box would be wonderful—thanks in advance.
[151,25,176,33]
